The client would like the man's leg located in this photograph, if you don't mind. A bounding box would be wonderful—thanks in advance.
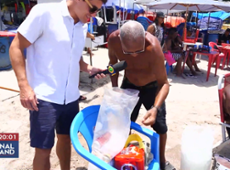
[149,102,168,165]
[56,134,71,170]
[33,148,52,170]
[56,99,79,170]
[151,102,175,170]
[159,133,167,164]
[30,99,59,170]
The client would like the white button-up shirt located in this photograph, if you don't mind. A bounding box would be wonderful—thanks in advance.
[18,0,87,105]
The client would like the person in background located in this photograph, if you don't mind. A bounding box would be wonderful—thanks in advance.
[0,6,7,31]
[172,31,200,75]
[9,0,107,169]
[164,28,199,77]
[163,28,184,78]
[223,84,230,137]
[136,10,153,31]
[79,31,96,102]
[86,31,95,55]
[147,11,165,46]
[218,28,230,45]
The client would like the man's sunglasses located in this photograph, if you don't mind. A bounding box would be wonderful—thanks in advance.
[123,49,145,55]
[122,42,145,55]
[84,0,101,14]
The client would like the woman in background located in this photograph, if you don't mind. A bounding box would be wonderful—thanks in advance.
[147,11,165,46]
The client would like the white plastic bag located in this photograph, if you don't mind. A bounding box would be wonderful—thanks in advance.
[88,87,139,170]
[180,125,214,170]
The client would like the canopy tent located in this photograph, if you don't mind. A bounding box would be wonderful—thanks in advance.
[198,17,223,30]
[192,11,230,20]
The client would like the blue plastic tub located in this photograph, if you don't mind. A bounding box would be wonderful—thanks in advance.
[0,37,12,71]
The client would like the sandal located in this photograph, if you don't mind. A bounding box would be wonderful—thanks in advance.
[79,95,87,101]
[160,161,176,170]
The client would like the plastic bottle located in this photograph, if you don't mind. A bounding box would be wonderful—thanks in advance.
[88,132,112,170]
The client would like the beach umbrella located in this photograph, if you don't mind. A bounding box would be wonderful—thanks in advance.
[138,0,230,12]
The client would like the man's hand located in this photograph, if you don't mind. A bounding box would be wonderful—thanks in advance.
[142,107,157,126]
[90,34,95,40]
[20,84,39,111]
[88,67,106,79]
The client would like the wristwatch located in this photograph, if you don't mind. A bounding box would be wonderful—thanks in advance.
[151,105,161,112]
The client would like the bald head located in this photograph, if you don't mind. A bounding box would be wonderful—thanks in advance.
[120,21,145,47]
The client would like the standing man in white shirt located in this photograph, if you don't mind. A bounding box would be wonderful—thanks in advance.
[9,0,107,170]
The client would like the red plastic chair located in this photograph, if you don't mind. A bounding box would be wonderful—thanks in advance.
[183,28,199,43]
[221,43,230,68]
[209,42,226,70]
[218,73,230,142]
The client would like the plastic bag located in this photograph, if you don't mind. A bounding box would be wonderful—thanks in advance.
[180,125,214,170]
[88,87,139,170]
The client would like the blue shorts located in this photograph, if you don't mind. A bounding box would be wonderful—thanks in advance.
[29,99,79,149]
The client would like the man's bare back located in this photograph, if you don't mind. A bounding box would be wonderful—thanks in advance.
[108,30,167,87]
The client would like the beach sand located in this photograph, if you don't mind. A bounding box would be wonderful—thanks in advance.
[0,48,229,170]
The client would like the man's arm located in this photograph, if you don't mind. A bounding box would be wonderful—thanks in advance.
[164,39,172,52]
[9,32,39,111]
[10,33,31,89]
[108,37,118,87]
[79,56,106,79]
[147,24,155,35]
[152,38,170,108]
[79,57,92,73]
[142,36,169,126]
[87,32,95,40]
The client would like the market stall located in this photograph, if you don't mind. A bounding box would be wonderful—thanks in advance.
[191,11,230,45]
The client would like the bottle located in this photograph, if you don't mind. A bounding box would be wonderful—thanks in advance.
[88,150,112,170]
[94,132,111,148]
[88,132,112,170]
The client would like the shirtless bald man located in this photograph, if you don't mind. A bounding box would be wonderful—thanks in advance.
[108,21,175,170]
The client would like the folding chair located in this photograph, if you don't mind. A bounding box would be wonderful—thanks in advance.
[70,105,160,170]
[209,42,225,70]
[218,73,230,143]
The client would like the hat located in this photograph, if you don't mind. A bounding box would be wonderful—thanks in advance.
[156,12,165,18]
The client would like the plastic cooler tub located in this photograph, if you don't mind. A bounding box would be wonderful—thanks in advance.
[0,37,12,71]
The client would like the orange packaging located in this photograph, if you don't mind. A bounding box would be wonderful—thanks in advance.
[114,145,145,170]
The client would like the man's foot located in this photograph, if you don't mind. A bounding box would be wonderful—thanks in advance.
[184,73,197,79]
[195,68,201,72]
[191,70,198,76]
[160,161,176,170]
[79,95,87,101]
[176,74,186,79]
